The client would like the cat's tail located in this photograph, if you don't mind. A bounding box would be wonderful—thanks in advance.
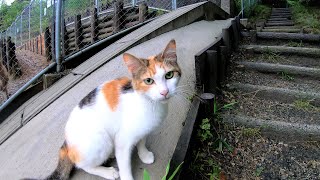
[22,142,75,180]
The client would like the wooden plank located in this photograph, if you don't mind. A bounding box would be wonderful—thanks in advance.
[62,20,68,57]
[113,1,124,33]
[98,21,114,29]
[91,7,98,43]
[139,3,147,23]
[98,27,114,34]
[51,22,55,62]
[44,27,51,61]
[206,50,218,93]
[75,14,82,51]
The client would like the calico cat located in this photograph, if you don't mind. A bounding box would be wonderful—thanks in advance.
[30,39,181,180]
[0,63,9,99]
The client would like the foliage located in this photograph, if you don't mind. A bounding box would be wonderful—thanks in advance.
[198,118,213,142]
[248,4,271,23]
[288,0,320,34]
[0,0,30,31]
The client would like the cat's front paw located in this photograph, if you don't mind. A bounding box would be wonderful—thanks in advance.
[139,151,155,164]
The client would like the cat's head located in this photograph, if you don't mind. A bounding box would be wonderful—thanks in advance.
[123,39,181,102]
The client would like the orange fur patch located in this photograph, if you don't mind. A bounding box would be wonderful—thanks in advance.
[67,146,82,163]
[59,145,82,164]
[102,77,131,111]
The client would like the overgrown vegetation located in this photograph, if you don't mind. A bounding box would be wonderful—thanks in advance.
[248,4,271,23]
[288,0,320,34]
[0,0,30,31]
[182,96,238,179]
[293,99,320,112]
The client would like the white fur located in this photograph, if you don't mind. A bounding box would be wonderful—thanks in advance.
[65,68,180,180]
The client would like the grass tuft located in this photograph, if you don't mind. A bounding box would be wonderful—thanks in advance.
[242,127,261,137]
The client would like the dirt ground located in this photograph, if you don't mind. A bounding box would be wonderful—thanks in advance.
[0,50,49,105]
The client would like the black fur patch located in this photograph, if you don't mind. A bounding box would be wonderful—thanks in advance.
[79,88,97,109]
[121,80,133,93]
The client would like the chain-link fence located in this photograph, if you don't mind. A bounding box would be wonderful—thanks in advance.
[0,0,222,108]
[238,0,260,18]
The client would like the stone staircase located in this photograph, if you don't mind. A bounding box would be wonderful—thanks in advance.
[222,7,320,179]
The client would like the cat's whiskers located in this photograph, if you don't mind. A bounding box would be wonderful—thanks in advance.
[175,90,206,103]
[174,94,197,110]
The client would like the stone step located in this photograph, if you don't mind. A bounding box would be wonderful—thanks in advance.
[264,26,299,29]
[271,12,291,15]
[228,83,320,106]
[241,45,320,57]
[261,28,301,33]
[222,114,320,140]
[267,20,294,23]
[270,15,292,18]
[237,61,320,78]
[268,18,290,21]
[265,22,294,26]
[257,32,320,42]
[246,54,320,68]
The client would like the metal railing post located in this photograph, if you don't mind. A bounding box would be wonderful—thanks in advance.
[29,4,31,41]
[95,0,99,13]
[20,14,23,46]
[132,0,137,7]
[55,0,62,72]
[241,0,244,18]
[40,0,43,34]
[172,0,177,10]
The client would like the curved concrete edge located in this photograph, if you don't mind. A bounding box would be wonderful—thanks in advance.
[228,83,320,106]
[0,1,229,145]
[222,114,320,141]
[238,61,320,78]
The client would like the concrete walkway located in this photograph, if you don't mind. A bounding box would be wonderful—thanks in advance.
[0,19,232,179]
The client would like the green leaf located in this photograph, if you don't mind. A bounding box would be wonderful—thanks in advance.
[161,160,171,180]
[168,162,184,180]
[221,139,233,152]
[213,97,218,114]
[221,102,238,110]
[143,169,151,180]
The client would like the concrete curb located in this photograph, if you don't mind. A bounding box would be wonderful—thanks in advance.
[228,83,320,106]
[222,114,320,140]
[237,61,320,78]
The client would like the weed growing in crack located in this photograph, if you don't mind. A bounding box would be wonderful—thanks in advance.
[287,40,303,47]
[254,167,264,177]
[294,99,319,112]
[280,71,294,81]
[143,160,183,180]
[261,51,283,62]
[242,127,261,137]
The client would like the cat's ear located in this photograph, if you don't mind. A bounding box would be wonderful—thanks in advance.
[161,39,177,62]
[123,53,144,74]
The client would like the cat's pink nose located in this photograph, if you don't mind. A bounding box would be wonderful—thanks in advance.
[160,90,169,97]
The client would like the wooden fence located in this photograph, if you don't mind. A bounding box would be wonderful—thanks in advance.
[0,37,21,78]
[19,2,155,62]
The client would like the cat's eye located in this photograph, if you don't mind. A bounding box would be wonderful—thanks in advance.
[144,78,154,85]
[165,71,174,79]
